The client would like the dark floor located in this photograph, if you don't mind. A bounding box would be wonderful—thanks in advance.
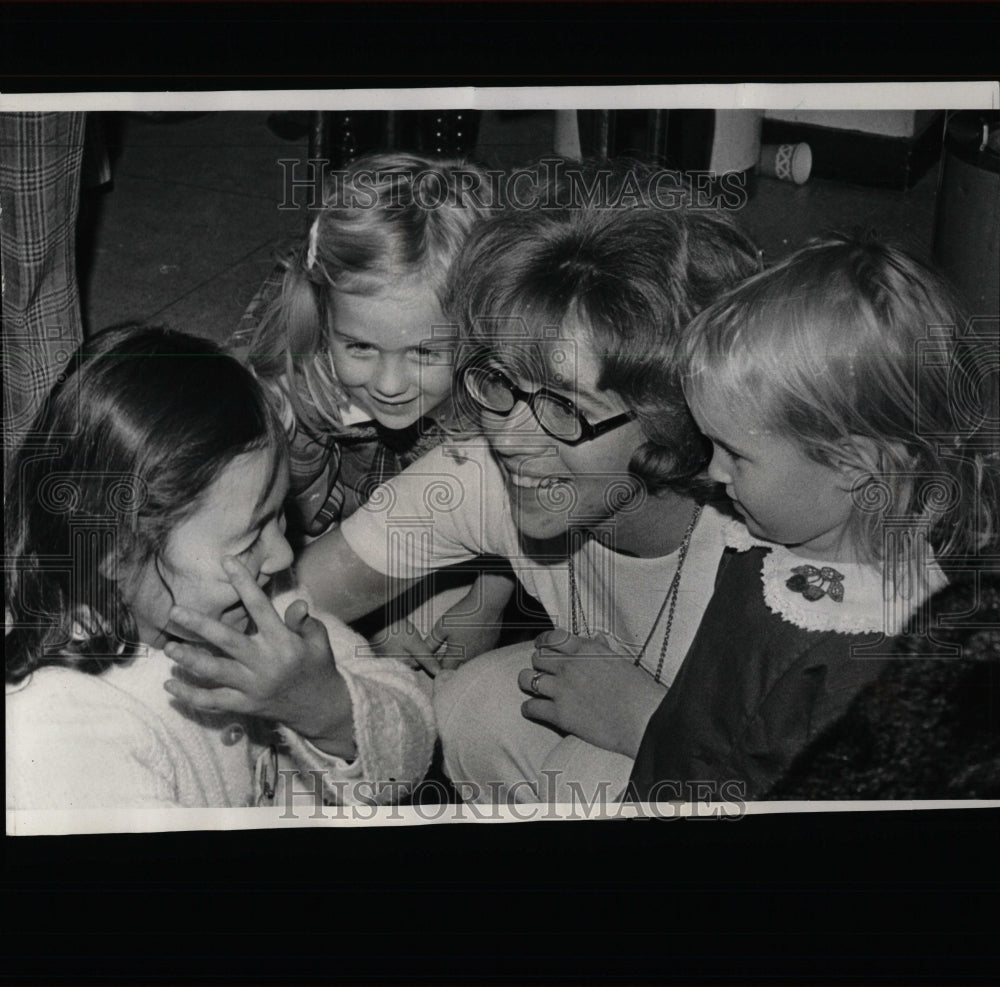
[79,110,942,345]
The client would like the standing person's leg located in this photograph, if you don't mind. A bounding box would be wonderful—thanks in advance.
[1,112,86,473]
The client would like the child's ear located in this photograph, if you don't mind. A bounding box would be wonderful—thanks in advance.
[832,435,907,489]
[99,550,135,589]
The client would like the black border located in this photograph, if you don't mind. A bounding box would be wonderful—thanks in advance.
[3,2,999,982]
[6,806,1000,982]
[1,2,999,90]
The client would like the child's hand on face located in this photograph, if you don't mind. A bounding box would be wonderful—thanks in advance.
[518,629,668,759]
[162,556,355,758]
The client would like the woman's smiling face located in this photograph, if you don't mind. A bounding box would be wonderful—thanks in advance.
[478,326,647,542]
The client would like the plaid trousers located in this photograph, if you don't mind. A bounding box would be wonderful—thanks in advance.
[1,112,86,470]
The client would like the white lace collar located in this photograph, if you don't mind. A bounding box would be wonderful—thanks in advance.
[722,518,947,636]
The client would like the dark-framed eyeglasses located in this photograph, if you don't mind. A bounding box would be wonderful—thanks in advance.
[461,364,636,445]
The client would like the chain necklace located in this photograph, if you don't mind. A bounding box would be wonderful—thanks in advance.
[568,503,703,685]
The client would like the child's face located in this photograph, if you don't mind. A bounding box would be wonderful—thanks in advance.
[330,284,454,430]
[481,326,647,542]
[124,448,293,649]
[690,388,857,561]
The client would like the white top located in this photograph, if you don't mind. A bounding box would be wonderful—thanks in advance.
[340,441,730,688]
[6,593,435,811]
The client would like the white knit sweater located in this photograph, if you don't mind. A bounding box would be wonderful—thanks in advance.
[5,599,435,811]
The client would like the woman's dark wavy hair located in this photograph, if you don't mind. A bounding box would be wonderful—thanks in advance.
[444,159,762,495]
[5,325,287,684]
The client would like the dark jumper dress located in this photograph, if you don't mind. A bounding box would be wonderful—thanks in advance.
[628,547,888,801]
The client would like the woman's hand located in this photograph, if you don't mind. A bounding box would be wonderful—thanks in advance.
[517,628,668,759]
[162,556,355,758]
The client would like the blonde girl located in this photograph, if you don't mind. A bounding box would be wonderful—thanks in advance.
[236,152,510,660]
[629,232,998,800]
[238,152,493,535]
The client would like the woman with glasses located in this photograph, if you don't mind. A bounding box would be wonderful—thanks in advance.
[163,163,761,803]
[407,198,758,803]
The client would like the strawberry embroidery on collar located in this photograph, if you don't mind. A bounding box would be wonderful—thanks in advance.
[786,565,845,603]
[720,517,946,635]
